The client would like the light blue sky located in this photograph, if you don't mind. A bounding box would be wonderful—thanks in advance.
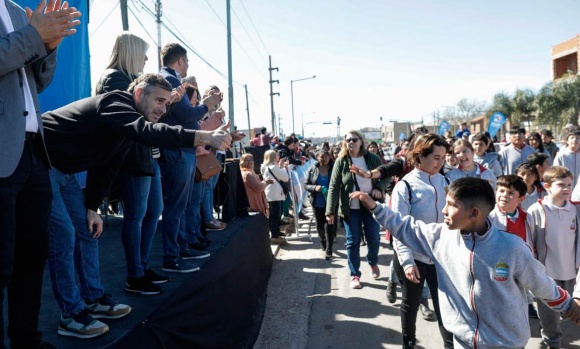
[88,0,580,139]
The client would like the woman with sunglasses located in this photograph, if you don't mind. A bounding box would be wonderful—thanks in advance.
[326,131,388,289]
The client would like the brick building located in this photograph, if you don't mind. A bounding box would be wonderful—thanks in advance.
[552,34,580,80]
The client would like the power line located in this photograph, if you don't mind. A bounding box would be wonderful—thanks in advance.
[127,2,158,45]
[237,0,269,54]
[89,0,119,38]
[203,0,267,79]
[231,6,267,65]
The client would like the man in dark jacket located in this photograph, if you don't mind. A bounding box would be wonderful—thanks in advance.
[41,74,232,338]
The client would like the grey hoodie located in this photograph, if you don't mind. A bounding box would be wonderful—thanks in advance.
[372,204,572,349]
[474,152,502,178]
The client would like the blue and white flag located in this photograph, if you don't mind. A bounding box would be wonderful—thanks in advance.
[438,121,450,135]
[487,112,507,138]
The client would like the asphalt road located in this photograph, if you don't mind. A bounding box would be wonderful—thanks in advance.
[254,206,580,349]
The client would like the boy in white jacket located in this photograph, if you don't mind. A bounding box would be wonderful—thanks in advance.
[527,166,580,349]
[351,177,580,349]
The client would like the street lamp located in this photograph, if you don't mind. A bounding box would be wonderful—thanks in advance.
[291,75,316,135]
[301,111,316,137]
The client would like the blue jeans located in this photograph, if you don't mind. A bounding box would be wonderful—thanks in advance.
[182,178,204,248]
[201,153,223,222]
[120,159,163,278]
[344,209,380,277]
[47,168,104,317]
[159,149,195,263]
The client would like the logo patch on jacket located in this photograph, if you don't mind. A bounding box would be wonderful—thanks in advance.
[493,262,509,281]
[570,218,576,231]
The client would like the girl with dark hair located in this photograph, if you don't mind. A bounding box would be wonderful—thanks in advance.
[527,131,552,164]
[305,150,336,259]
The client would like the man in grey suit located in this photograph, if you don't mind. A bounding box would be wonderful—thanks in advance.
[0,1,80,348]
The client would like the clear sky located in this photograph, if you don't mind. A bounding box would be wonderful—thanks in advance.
[88,0,580,139]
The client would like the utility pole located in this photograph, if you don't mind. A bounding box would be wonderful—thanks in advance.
[155,0,162,70]
[120,0,129,30]
[337,116,341,140]
[245,84,251,133]
[226,0,234,130]
[268,55,279,135]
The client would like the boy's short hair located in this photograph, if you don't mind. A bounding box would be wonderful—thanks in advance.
[543,166,573,184]
[496,175,527,198]
[446,177,495,214]
[526,152,549,167]
[564,127,580,140]
[509,126,526,135]
[471,132,490,144]
[283,136,294,146]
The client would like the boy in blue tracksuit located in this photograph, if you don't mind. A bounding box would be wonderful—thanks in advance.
[351,177,580,349]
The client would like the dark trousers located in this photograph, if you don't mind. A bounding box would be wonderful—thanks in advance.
[268,200,283,238]
[313,206,336,252]
[0,139,52,349]
[393,251,454,348]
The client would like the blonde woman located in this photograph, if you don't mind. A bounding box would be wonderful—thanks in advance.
[240,153,272,217]
[261,150,290,245]
[95,32,149,94]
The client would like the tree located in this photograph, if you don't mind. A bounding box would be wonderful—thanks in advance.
[487,91,513,119]
[553,75,580,126]
[535,81,566,133]
[511,88,536,128]
[456,98,487,124]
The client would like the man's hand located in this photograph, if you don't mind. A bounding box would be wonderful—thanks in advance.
[26,0,82,51]
[315,185,322,192]
[170,85,185,104]
[201,91,223,110]
[218,120,245,142]
[86,209,103,238]
[404,265,421,284]
[349,191,376,210]
[566,298,580,325]
[193,130,231,150]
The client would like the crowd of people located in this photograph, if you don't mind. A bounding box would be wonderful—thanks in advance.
[0,2,243,346]
[1,2,580,348]
[348,125,580,348]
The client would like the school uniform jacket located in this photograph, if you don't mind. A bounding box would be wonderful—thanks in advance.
[371,203,572,349]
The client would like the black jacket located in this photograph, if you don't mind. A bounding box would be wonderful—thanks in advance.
[95,68,155,176]
[42,91,197,211]
[304,162,334,206]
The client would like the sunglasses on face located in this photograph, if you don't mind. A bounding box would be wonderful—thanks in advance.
[346,138,359,143]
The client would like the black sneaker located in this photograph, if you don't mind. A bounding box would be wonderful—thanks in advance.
[188,241,208,251]
[144,269,169,284]
[162,258,200,273]
[198,235,212,245]
[298,212,309,220]
[126,276,162,295]
[179,247,210,260]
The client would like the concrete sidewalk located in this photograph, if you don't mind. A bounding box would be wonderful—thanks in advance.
[257,206,580,349]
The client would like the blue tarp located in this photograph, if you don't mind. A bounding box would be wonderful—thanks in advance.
[15,0,91,111]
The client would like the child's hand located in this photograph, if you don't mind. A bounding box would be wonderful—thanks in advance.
[350,191,375,210]
[566,298,580,325]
